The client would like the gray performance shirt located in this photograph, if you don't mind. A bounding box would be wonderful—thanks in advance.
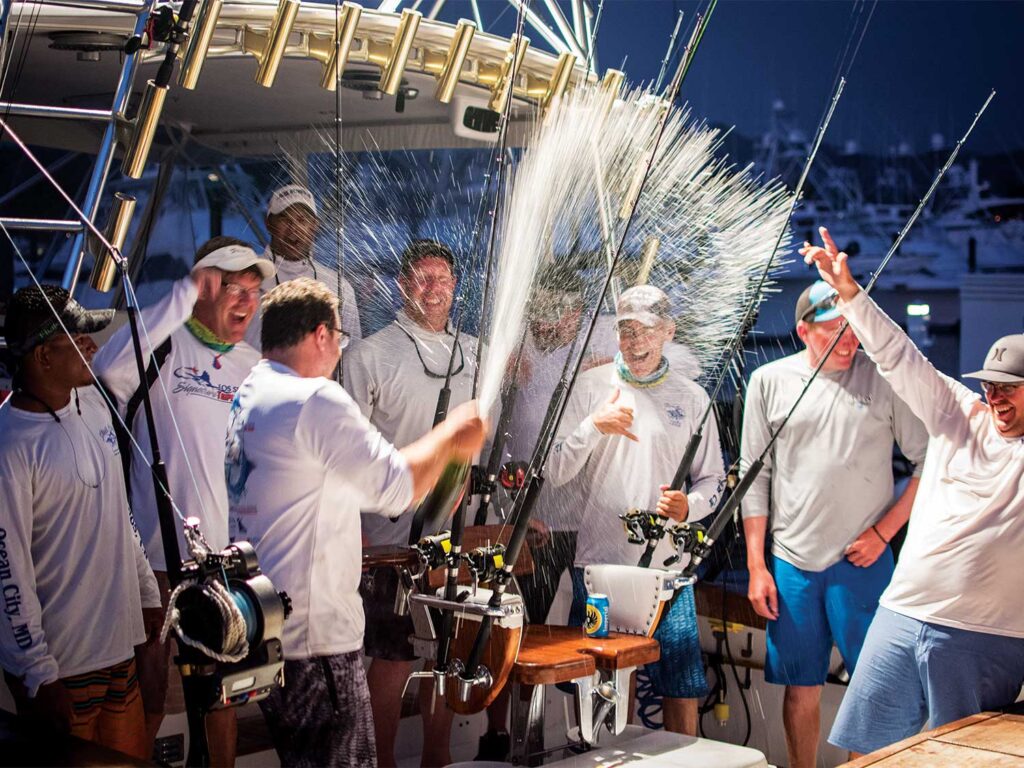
[740,351,928,572]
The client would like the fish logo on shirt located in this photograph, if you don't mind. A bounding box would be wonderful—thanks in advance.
[666,405,685,427]
[172,366,237,402]
[99,425,119,454]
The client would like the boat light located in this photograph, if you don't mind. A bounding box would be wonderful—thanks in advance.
[907,303,930,317]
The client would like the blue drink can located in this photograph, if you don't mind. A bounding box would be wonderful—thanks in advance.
[585,593,610,638]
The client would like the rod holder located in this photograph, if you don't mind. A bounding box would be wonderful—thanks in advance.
[488,34,529,112]
[637,236,660,284]
[178,0,223,89]
[121,79,168,179]
[254,0,300,88]
[434,18,475,104]
[598,67,625,114]
[315,1,361,91]
[88,193,136,292]
[543,51,575,112]
[379,8,421,96]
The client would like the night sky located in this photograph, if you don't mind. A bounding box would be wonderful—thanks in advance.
[443,0,1024,157]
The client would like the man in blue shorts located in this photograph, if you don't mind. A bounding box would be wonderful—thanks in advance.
[740,279,928,768]
[548,285,726,735]
[803,228,1024,758]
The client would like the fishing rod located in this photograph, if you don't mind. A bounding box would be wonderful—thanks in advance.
[650,76,847,545]
[405,3,529,544]
[678,89,996,579]
[450,3,719,699]
[427,1,533,693]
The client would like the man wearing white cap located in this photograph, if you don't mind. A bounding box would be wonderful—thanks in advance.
[740,278,928,768]
[800,228,1024,759]
[93,235,275,766]
[547,284,726,736]
[245,184,361,350]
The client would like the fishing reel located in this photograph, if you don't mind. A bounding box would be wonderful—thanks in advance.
[166,519,291,711]
[620,508,670,545]
[470,461,529,498]
[463,544,507,591]
[125,5,179,53]
[663,522,708,567]
[413,531,453,572]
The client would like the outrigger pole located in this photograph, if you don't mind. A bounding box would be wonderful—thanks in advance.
[633,75,847,568]
[450,3,718,698]
[680,89,996,579]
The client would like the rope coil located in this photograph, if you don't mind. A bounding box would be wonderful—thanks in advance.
[160,578,250,664]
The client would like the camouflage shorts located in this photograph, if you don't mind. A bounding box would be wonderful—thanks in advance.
[259,651,376,767]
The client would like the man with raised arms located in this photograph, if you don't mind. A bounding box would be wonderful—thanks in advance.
[93,236,275,766]
[801,227,1024,757]
[0,286,161,758]
[740,279,928,768]
[226,278,485,767]
[547,284,726,736]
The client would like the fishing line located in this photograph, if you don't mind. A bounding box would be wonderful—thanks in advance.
[683,89,996,575]
[1,219,191,525]
[0,118,213,526]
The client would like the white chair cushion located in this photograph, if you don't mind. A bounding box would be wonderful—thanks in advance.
[583,565,678,637]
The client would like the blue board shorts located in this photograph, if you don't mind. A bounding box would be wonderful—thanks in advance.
[766,550,893,686]
[570,568,707,700]
[830,605,1024,755]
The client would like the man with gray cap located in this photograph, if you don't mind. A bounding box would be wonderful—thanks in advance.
[799,227,1024,758]
[245,183,361,349]
[740,277,928,768]
[547,284,726,736]
[0,285,160,758]
[92,236,274,766]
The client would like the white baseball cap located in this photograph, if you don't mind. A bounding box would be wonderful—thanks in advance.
[267,184,317,217]
[192,243,276,280]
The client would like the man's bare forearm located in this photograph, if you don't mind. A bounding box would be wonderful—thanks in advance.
[743,514,770,571]
[874,476,920,543]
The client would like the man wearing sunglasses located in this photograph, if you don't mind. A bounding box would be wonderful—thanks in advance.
[343,238,478,768]
[799,228,1024,759]
[92,236,274,767]
[739,277,928,768]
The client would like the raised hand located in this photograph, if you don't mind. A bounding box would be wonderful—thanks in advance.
[191,266,223,301]
[591,388,638,442]
[798,226,861,302]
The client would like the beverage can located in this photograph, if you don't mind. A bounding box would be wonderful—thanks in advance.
[585,593,610,638]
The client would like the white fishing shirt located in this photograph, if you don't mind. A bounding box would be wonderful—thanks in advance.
[344,312,478,547]
[547,363,726,569]
[0,388,160,696]
[226,360,412,658]
[244,248,362,350]
[842,291,1024,638]
[93,278,260,570]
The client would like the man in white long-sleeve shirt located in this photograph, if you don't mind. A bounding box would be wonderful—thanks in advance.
[92,236,275,766]
[548,285,726,736]
[800,227,1024,757]
[226,277,485,767]
[740,280,928,768]
[0,285,161,758]
[343,238,477,768]
[244,184,361,349]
